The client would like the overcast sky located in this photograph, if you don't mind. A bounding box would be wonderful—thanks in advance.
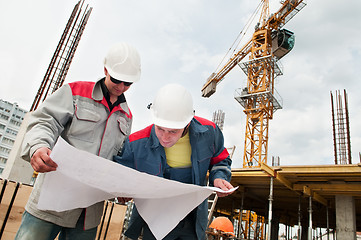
[1,0,360,168]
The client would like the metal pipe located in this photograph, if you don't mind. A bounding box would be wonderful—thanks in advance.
[308,196,312,240]
[266,177,274,240]
[238,192,244,239]
[326,206,330,240]
[231,200,235,232]
[330,91,338,164]
[298,196,302,240]
[344,89,352,164]
[248,212,251,240]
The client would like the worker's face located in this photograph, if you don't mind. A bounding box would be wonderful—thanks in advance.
[154,125,184,148]
[104,68,132,99]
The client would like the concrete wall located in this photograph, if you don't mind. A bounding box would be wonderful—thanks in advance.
[2,113,34,184]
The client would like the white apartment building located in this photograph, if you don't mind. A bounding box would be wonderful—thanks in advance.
[0,99,27,176]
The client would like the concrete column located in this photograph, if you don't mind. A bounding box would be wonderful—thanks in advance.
[335,195,356,240]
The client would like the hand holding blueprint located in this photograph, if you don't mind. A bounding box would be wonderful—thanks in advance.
[37,137,237,239]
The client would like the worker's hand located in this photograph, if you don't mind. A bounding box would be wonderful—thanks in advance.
[116,197,132,204]
[213,178,235,197]
[30,147,58,173]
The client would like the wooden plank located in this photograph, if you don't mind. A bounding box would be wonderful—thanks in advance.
[260,163,275,177]
[293,183,361,192]
[302,186,328,206]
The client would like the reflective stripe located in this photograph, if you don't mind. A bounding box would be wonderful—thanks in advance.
[210,165,231,173]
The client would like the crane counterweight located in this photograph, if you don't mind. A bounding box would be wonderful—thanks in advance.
[201,73,218,98]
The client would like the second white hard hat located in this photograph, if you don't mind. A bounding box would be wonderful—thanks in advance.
[104,42,141,83]
[150,83,194,129]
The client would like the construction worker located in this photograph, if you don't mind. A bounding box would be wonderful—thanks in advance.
[15,42,141,240]
[114,83,234,240]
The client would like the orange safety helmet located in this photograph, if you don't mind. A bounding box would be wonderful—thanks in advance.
[209,217,235,236]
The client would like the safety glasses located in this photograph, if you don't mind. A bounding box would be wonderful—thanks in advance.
[110,76,133,86]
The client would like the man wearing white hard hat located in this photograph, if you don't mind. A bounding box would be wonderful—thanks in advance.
[114,83,234,240]
[15,42,141,240]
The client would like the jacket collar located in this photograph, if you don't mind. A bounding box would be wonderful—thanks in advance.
[149,125,161,149]
[92,79,105,101]
[92,78,132,117]
[189,117,208,135]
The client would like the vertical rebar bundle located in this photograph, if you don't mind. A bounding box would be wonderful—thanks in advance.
[30,0,92,111]
[330,89,352,164]
[212,110,226,131]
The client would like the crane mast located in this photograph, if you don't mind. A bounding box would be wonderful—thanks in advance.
[202,0,306,168]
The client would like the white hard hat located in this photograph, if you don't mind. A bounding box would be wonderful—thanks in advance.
[104,42,141,83]
[150,83,194,129]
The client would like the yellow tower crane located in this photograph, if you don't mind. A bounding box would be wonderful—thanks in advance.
[201,0,306,168]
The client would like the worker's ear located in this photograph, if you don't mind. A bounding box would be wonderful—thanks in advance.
[104,67,108,76]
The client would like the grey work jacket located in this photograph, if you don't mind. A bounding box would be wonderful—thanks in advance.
[21,79,132,229]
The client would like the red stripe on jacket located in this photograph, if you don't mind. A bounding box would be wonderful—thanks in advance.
[129,125,154,142]
[211,148,229,165]
[68,81,95,99]
[194,116,216,128]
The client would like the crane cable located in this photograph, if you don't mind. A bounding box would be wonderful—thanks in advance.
[214,1,264,74]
